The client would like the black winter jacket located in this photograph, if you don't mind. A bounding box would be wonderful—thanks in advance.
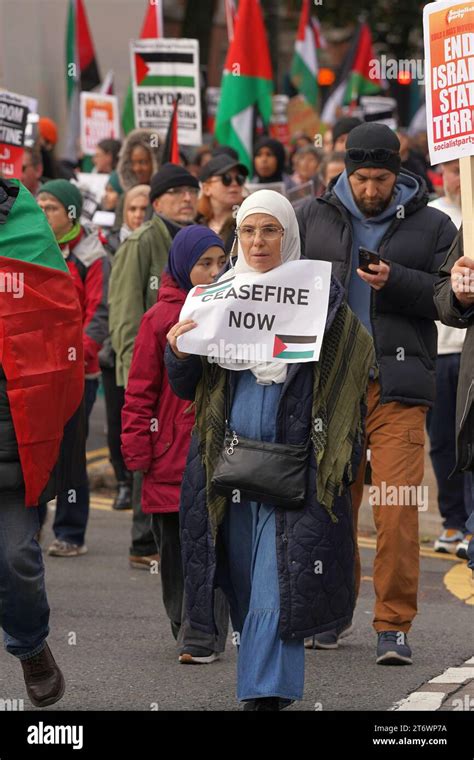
[434,230,474,472]
[297,171,458,406]
[164,277,364,641]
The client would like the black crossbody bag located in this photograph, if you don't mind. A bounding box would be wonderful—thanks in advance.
[211,380,311,509]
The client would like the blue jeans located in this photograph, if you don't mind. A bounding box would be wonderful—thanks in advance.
[0,494,49,659]
[427,354,471,532]
[53,378,98,545]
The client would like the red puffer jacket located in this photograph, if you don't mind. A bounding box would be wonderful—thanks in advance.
[121,272,194,513]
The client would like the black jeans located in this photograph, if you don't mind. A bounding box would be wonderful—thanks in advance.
[101,366,130,484]
[151,512,228,652]
[129,471,158,557]
[427,354,471,532]
[53,378,98,545]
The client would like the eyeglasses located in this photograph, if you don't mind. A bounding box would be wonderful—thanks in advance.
[346,148,399,163]
[164,186,199,197]
[210,173,246,187]
[237,225,284,242]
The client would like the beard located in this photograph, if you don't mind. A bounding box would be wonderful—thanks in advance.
[355,194,393,217]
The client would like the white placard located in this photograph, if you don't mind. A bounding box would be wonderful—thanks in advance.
[423,0,474,164]
[130,38,202,146]
[80,92,120,156]
[177,260,332,364]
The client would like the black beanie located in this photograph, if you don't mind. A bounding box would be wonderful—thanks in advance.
[332,116,363,144]
[150,163,199,203]
[345,123,401,177]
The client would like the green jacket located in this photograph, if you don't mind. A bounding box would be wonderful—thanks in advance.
[109,215,172,386]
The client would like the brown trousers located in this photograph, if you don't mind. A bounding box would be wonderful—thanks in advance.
[351,380,427,633]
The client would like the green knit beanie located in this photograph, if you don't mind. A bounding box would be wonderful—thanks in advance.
[108,171,124,195]
[39,179,83,221]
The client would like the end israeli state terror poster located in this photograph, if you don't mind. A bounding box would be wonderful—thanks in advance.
[423,0,474,164]
[130,38,202,146]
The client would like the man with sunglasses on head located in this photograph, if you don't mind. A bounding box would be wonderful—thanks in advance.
[108,163,199,570]
[196,154,248,252]
[297,122,457,665]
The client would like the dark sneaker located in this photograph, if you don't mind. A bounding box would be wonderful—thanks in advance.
[20,643,65,707]
[304,622,354,650]
[178,647,220,664]
[243,697,294,711]
[112,482,132,510]
[376,631,412,665]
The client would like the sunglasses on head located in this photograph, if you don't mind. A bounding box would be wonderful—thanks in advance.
[347,148,399,163]
[219,172,246,187]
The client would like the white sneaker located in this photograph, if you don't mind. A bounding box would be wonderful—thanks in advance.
[47,539,88,557]
[433,529,464,554]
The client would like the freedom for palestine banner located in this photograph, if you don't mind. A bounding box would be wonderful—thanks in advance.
[177,260,331,365]
[130,38,202,145]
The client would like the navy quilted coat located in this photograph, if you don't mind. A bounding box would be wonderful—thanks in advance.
[165,277,365,641]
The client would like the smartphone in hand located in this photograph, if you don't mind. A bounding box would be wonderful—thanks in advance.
[358,246,381,273]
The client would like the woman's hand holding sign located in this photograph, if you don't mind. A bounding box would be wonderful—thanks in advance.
[167,319,197,359]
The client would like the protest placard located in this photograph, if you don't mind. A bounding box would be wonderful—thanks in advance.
[80,93,120,156]
[73,172,110,225]
[423,0,474,257]
[177,260,331,364]
[130,38,202,146]
[0,90,30,179]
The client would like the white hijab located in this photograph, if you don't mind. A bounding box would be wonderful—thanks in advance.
[217,189,301,384]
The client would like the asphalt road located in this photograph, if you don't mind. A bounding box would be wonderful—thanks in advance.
[0,500,471,712]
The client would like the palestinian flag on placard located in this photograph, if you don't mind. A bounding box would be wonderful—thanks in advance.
[0,180,84,507]
[215,0,273,173]
[65,0,101,162]
[343,22,381,107]
[290,0,322,108]
[122,0,164,135]
[192,278,234,298]
[273,333,317,360]
[161,95,181,164]
[134,49,196,89]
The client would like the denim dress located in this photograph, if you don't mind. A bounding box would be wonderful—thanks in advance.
[219,369,305,702]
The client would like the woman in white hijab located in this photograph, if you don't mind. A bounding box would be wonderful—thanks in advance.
[170,189,302,380]
[165,190,370,710]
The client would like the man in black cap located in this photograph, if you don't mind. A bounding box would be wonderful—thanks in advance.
[108,163,199,569]
[297,122,457,664]
[332,116,363,151]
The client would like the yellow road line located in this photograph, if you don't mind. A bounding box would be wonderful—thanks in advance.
[86,447,109,461]
[87,458,110,469]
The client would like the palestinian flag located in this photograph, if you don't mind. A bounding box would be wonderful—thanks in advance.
[290,0,321,108]
[122,0,164,135]
[192,279,234,298]
[215,0,273,173]
[65,0,101,162]
[134,50,196,89]
[321,22,381,124]
[273,333,317,360]
[162,95,180,165]
[343,22,381,107]
[0,180,84,507]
